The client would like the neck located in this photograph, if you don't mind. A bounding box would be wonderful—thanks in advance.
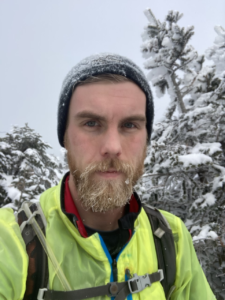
[68,175,125,231]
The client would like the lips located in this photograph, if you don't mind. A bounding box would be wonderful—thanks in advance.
[96,170,122,178]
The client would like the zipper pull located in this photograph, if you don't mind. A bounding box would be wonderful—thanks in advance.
[125,268,132,279]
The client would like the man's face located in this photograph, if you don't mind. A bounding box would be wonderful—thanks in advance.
[65,80,147,212]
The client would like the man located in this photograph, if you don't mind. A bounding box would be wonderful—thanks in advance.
[0,54,215,299]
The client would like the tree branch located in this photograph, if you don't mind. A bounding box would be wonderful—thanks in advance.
[171,73,186,113]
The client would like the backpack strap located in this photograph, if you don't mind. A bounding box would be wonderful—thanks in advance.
[37,270,164,300]
[143,204,176,299]
[16,202,49,300]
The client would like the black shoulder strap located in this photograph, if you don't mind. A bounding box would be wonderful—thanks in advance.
[143,204,176,299]
[17,203,49,300]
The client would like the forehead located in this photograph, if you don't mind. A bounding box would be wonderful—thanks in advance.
[69,81,146,118]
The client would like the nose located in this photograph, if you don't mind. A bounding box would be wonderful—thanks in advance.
[100,128,122,158]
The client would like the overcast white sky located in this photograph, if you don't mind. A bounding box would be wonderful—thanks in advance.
[0,0,224,156]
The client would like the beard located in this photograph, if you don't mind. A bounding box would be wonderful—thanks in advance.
[66,143,146,213]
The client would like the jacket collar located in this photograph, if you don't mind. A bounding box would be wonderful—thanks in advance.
[60,172,142,237]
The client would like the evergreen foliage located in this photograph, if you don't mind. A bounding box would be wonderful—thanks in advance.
[0,124,63,209]
[138,9,225,299]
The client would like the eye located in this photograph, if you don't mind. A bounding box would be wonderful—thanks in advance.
[85,121,98,127]
[123,122,136,129]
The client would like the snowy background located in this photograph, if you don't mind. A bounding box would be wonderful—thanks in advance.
[0,0,224,156]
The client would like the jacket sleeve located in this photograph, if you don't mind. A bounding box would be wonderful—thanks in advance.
[171,218,216,300]
[0,208,28,300]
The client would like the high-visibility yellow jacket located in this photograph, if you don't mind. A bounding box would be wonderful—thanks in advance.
[0,179,215,300]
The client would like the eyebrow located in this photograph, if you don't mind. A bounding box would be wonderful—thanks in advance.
[75,111,146,123]
[123,116,146,123]
[75,111,107,122]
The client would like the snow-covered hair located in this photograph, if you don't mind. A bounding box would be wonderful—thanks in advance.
[57,53,154,147]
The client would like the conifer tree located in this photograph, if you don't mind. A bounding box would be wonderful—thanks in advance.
[0,124,63,209]
[138,9,225,298]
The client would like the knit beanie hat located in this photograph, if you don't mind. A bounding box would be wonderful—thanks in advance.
[58,53,154,147]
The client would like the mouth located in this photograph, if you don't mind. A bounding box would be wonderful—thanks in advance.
[95,170,122,179]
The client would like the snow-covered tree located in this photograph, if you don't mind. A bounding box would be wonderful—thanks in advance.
[0,124,64,209]
[0,144,8,205]
[139,9,225,298]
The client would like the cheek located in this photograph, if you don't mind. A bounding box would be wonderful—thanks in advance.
[67,127,89,149]
[126,130,147,150]
[123,135,147,161]
[66,129,99,163]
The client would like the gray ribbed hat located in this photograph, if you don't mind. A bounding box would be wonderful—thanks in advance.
[58,53,154,147]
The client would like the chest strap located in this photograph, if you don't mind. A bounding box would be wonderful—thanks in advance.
[38,270,163,300]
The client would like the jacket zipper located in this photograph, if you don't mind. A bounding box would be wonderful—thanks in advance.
[112,259,118,282]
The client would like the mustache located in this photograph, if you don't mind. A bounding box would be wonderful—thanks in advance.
[79,158,134,179]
